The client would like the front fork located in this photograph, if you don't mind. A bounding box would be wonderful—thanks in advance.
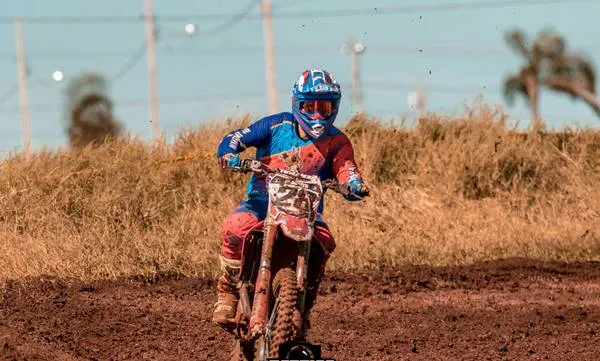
[295,240,311,337]
[248,222,276,337]
[247,224,312,340]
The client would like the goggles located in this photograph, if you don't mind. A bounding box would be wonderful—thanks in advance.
[298,100,336,119]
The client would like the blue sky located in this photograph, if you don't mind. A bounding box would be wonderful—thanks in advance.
[1,0,599,154]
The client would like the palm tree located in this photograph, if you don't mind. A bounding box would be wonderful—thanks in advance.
[503,29,599,131]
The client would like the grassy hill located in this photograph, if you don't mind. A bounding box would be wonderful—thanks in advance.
[1,108,599,282]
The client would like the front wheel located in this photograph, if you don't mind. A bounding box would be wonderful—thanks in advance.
[254,267,299,360]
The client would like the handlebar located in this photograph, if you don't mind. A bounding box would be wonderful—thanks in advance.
[231,158,350,196]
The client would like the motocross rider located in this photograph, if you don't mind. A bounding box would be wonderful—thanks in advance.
[213,68,370,330]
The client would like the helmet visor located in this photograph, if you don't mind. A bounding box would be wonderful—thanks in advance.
[298,100,336,119]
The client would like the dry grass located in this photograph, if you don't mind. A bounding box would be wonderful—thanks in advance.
[1,108,599,282]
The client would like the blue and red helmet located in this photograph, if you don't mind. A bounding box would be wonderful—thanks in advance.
[291,69,341,139]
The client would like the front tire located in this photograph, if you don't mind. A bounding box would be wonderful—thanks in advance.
[254,267,299,360]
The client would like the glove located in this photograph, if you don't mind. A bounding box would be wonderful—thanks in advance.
[218,153,240,169]
[344,178,370,201]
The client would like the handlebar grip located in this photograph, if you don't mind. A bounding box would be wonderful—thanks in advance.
[238,158,252,171]
[235,158,265,174]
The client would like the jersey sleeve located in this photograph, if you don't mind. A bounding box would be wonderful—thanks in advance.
[332,133,363,184]
[216,115,272,158]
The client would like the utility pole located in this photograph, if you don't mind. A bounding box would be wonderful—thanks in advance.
[342,37,366,114]
[408,82,426,121]
[14,17,30,158]
[143,0,160,142]
[261,0,278,113]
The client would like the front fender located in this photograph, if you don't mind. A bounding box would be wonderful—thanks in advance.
[273,211,314,242]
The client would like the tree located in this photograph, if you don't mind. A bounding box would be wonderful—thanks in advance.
[503,29,599,131]
[64,72,122,148]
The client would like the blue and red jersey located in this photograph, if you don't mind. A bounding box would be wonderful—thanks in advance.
[217,112,363,214]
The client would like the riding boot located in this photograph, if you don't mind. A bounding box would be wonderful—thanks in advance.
[212,255,241,328]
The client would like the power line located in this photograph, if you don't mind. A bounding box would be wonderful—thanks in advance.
[0,84,504,115]
[110,1,261,86]
[5,49,59,90]
[158,44,509,57]
[0,83,19,106]
[0,15,145,24]
[3,43,525,60]
[27,69,58,89]
[154,0,259,39]
[0,68,56,107]
[0,0,589,24]
[364,81,499,93]
[0,91,290,114]
[194,0,259,36]
[363,44,506,56]
[272,0,311,11]
[269,0,593,19]
[112,42,147,84]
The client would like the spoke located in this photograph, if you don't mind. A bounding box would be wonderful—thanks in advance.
[268,299,279,329]
[260,298,279,360]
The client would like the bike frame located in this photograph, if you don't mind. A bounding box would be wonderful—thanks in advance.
[233,161,327,342]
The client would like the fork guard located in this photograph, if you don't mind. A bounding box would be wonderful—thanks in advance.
[248,222,276,335]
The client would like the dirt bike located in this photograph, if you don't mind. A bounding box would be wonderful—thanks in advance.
[227,158,352,361]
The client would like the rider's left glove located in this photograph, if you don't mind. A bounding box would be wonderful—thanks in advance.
[218,153,241,169]
[344,178,370,201]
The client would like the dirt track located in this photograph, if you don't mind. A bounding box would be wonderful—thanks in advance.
[1,258,599,360]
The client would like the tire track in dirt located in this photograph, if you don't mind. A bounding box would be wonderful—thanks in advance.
[1,259,599,360]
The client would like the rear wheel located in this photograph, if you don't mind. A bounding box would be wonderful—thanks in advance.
[254,267,299,360]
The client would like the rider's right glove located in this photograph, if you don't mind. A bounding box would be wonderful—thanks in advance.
[217,153,240,169]
[343,178,370,201]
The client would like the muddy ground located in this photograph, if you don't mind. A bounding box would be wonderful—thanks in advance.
[1,258,599,360]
